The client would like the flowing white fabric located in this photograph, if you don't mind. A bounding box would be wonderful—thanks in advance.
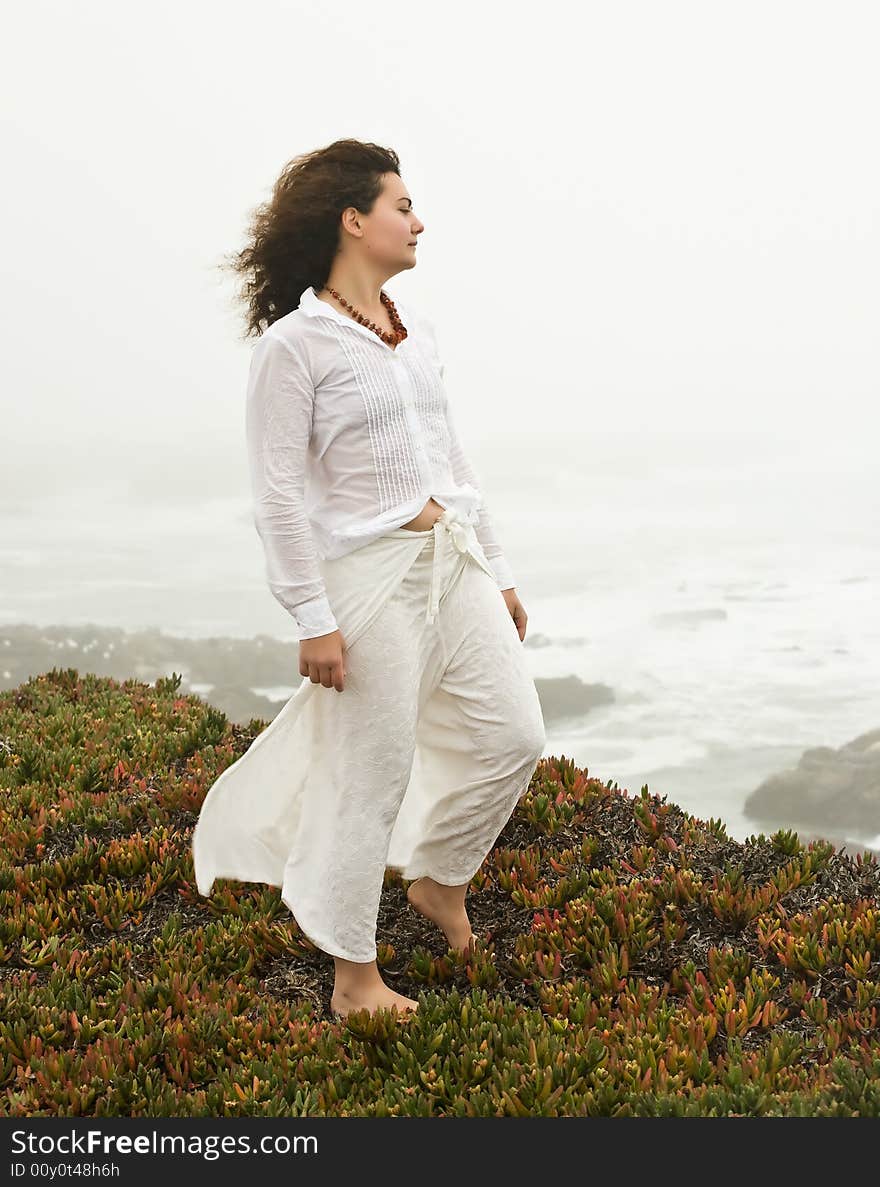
[193,510,503,903]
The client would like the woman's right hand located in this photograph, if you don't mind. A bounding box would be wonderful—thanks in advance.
[299,629,347,692]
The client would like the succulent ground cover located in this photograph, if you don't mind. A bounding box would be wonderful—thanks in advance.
[1,667,879,1116]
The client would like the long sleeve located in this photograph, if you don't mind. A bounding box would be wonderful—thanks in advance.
[444,399,517,591]
[419,310,516,591]
[245,331,339,639]
[423,315,516,591]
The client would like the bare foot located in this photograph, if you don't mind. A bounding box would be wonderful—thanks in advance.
[330,984,419,1022]
[406,877,478,953]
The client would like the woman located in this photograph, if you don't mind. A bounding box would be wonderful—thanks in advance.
[192,139,546,1021]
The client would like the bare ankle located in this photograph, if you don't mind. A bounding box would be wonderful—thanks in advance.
[332,956,383,994]
[417,876,469,908]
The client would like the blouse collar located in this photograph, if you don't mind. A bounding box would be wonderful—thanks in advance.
[298,285,410,348]
[298,285,344,321]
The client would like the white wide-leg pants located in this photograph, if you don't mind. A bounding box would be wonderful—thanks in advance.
[192,507,546,963]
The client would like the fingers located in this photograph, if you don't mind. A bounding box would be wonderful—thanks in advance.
[298,657,346,691]
[299,630,347,692]
[514,604,527,643]
[306,661,346,692]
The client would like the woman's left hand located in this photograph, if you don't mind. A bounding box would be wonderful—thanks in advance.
[501,588,528,642]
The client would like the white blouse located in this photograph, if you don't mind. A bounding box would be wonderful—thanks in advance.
[245,285,516,640]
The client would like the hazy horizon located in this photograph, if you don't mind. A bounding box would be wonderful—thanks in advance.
[2,2,877,851]
[4,2,877,479]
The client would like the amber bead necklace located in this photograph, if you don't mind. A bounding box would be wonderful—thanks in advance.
[321,285,408,347]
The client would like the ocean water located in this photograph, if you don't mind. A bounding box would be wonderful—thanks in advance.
[3,428,877,847]
[495,429,878,845]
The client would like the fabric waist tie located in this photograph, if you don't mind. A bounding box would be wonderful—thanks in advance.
[426,507,479,625]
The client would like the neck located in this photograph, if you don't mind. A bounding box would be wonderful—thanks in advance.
[321,263,391,318]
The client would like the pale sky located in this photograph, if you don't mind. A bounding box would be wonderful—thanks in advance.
[3,0,878,502]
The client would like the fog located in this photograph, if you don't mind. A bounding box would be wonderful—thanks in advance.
[3,0,878,848]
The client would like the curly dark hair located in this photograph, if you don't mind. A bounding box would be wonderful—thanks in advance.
[219,138,402,340]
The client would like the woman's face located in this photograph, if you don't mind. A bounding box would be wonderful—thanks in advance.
[350,173,425,270]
